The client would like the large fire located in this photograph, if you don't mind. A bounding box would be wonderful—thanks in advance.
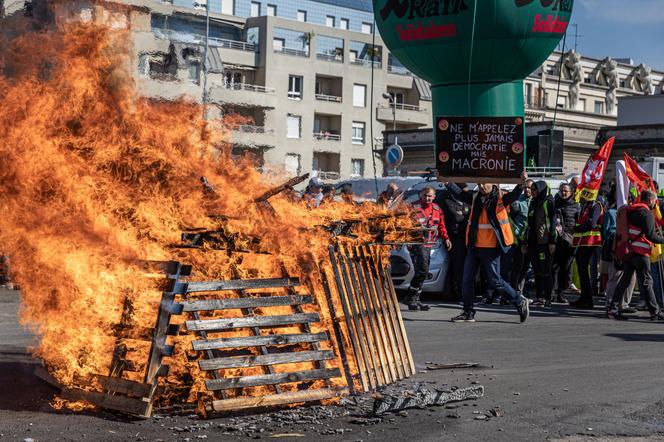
[0,3,414,408]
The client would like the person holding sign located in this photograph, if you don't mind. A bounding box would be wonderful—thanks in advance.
[448,172,530,323]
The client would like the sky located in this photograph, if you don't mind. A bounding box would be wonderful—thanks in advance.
[568,0,664,70]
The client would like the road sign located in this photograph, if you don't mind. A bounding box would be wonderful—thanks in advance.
[385,143,404,169]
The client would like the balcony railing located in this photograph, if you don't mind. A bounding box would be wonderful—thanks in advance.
[274,47,309,57]
[153,29,257,52]
[315,93,342,103]
[350,58,382,69]
[313,132,341,141]
[315,171,341,181]
[235,125,275,134]
[222,82,276,94]
[387,64,411,75]
[316,53,344,63]
[378,103,422,112]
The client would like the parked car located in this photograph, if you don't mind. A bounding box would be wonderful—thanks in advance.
[334,177,426,203]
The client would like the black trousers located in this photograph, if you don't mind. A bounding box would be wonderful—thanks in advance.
[523,245,554,300]
[510,245,527,294]
[447,235,467,300]
[576,247,600,301]
[409,245,431,290]
[553,244,575,294]
[611,254,660,315]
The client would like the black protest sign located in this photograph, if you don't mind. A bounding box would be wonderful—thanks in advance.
[436,116,525,183]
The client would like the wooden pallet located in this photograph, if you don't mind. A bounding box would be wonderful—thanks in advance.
[34,260,186,417]
[171,276,348,414]
[327,244,415,392]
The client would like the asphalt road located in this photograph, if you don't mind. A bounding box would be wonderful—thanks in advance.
[2,287,664,441]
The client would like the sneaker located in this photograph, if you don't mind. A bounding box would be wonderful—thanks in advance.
[418,302,431,311]
[619,306,638,314]
[555,294,569,305]
[408,304,419,311]
[451,311,476,323]
[544,300,552,308]
[567,283,581,294]
[650,312,664,321]
[482,297,494,305]
[532,298,545,307]
[516,296,529,323]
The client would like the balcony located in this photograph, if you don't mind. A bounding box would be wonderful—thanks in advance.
[388,64,411,76]
[209,83,276,108]
[208,37,257,52]
[350,58,382,69]
[376,103,429,127]
[316,53,343,63]
[274,47,309,58]
[153,30,256,52]
[315,94,342,103]
[224,82,276,94]
[230,125,276,148]
[313,132,341,142]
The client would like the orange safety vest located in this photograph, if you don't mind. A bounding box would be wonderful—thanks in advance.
[467,196,514,248]
[572,202,603,247]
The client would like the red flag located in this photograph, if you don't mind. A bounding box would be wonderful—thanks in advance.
[576,137,615,202]
[624,152,656,193]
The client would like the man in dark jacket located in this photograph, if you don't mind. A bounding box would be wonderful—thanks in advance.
[609,190,664,320]
[447,172,530,323]
[552,183,580,303]
[521,181,558,306]
[436,185,471,301]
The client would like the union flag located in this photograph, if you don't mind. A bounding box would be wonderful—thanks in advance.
[576,137,615,202]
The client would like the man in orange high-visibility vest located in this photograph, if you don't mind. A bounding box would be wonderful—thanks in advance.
[447,171,530,323]
[609,190,664,320]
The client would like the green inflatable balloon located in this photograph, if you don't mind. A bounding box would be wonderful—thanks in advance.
[374,0,574,116]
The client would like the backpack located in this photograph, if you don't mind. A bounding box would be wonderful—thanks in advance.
[613,206,632,264]
[555,209,574,247]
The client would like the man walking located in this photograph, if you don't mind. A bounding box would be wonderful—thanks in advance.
[571,194,605,308]
[407,186,452,311]
[448,173,530,323]
[552,183,580,303]
[609,190,664,320]
[438,184,471,301]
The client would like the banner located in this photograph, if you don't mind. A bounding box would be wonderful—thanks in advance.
[576,137,615,202]
[624,153,657,193]
[436,116,525,183]
[615,160,629,209]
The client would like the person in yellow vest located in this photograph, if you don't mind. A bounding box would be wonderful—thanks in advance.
[446,171,530,323]
[571,193,605,309]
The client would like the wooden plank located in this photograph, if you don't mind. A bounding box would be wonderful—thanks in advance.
[60,387,152,417]
[380,250,416,376]
[192,332,328,351]
[186,313,320,332]
[359,245,404,381]
[198,350,334,371]
[209,388,347,413]
[205,368,341,390]
[365,247,409,379]
[328,246,372,392]
[185,278,300,294]
[352,245,398,384]
[337,248,382,388]
[344,245,392,385]
[94,375,153,398]
[181,295,313,312]
[33,365,62,389]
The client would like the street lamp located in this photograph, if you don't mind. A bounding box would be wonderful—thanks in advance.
[382,92,396,131]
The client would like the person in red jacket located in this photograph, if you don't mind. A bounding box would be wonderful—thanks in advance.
[407,186,452,311]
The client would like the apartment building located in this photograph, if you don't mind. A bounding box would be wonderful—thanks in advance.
[100,0,431,181]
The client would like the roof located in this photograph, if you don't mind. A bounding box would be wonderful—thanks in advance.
[414,77,432,101]
[312,0,373,13]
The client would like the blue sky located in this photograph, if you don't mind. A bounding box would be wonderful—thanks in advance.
[568,0,664,70]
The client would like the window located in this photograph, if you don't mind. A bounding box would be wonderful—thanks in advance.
[577,98,586,112]
[267,4,276,16]
[353,84,366,107]
[620,80,626,88]
[390,92,404,104]
[361,22,373,34]
[524,83,533,106]
[297,10,307,22]
[349,50,358,62]
[187,61,201,84]
[138,53,149,76]
[288,75,303,100]
[250,1,260,17]
[285,154,301,176]
[339,18,349,30]
[594,101,605,114]
[351,159,365,177]
[224,71,242,89]
[556,95,566,109]
[584,76,593,84]
[287,114,302,139]
[272,38,284,51]
[352,122,366,144]
[220,0,233,15]
[326,15,335,27]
